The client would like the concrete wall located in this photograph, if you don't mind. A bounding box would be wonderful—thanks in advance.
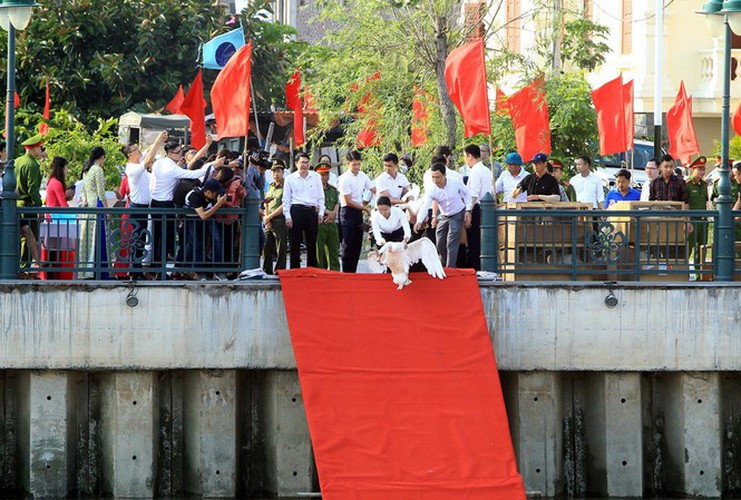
[1,281,741,498]
[1,281,739,371]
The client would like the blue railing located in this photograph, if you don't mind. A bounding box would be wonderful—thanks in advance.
[1,202,740,282]
[12,204,260,280]
[482,207,741,282]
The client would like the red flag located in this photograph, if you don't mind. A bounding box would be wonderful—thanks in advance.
[506,80,550,162]
[591,76,627,156]
[623,80,634,151]
[179,70,207,149]
[354,72,382,148]
[286,69,305,147]
[495,88,508,116]
[13,91,19,109]
[304,87,318,114]
[411,87,429,147]
[166,85,185,115]
[39,83,50,136]
[212,41,253,141]
[445,38,491,137]
[732,100,741,137]
[666,81,700,165]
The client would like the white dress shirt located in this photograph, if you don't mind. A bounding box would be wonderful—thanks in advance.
[150,157,211,203]
[466,161,493,204]
[283,170,325,222]
[417,177,472,221]
[375,171,410,201]
[371,206,411,243]
[338,170,374,207]
[125,162,152,205]
[570,172,605,208]
[640,182,651,201]
[495,169,529,202]
[423,168,463,196]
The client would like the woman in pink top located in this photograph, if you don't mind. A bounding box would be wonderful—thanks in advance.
[43,157,74,279]
[45,156,70,207]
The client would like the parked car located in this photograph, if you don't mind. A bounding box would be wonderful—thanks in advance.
[594,140,657,192]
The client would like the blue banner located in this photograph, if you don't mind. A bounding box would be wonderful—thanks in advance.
[202,28,246,70]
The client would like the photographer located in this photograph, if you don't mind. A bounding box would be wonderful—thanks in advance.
[182,179,228,279]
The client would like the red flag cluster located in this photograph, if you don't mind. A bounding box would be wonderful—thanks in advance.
[505,80,551,163]
[591,75,634,156]
[166,85,185,115]
[286,69,305,147]
[666,81,699,165]
[444,38,491,137]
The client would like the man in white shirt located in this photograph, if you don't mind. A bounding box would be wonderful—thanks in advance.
[149,140,213,265]
[640,158,659,201]
[463,144,492,270]
[338,150,376,273]
[122,130,167,272]
[375,152,411,204]
[495,152,529,203]
[371,195,411,247]
[283,152,325,269]
[415,163,472,268]
[570,156,605,208]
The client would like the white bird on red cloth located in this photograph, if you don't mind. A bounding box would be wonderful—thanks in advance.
[367,237,446,290]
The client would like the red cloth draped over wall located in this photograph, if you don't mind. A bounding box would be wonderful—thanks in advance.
[280,268,526,500]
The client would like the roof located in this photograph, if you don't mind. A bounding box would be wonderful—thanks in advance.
[119,112,191,129]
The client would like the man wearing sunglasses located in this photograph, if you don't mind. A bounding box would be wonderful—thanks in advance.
[149,139,213,268]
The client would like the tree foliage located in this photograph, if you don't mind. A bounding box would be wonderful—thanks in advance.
[1,0,303,125]
[14,108,127,189]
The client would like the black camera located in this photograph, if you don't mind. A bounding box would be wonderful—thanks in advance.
[227,195,233,202]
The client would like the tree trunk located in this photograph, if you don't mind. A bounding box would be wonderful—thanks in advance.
[552,0,562,71]
[434,16,458,148]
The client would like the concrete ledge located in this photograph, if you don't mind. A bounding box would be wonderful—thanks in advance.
[1,281,739,371]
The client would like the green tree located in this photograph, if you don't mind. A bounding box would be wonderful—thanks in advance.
[1,0,304,125]
[14,108,126,189]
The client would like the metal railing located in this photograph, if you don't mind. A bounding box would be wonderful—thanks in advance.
[482,206,741,282]
[10,201,261,280]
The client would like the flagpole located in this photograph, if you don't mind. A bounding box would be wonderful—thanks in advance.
[250,75,262,146]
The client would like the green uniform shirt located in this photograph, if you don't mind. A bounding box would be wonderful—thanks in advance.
[561,181,577,202]
[687,178,709,210]
[15,153,42,206]
[711,178,739,204]
[322,185,339,223]
[265,182,284,216]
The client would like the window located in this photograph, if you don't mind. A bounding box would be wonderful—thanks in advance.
[506,0,521,53]
[622,0,632,55]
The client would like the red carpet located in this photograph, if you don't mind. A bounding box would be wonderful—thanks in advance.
[280,268,525,499]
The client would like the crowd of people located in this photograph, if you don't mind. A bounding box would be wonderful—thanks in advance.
[1,129,740,280]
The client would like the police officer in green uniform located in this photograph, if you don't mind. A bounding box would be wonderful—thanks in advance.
[262,160,287,275]
[550,160,576,202]
[16,134,45,269]
[687,156,709,267]
[711,158,739,205]
[315,162,340,271]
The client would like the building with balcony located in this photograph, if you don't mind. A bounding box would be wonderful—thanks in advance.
[483,0,729,157]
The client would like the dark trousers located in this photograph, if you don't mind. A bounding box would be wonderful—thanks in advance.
[150,199,175,266]
[340,206,364,273]
[263,216,287,275]
[289,205,318,269]
[466,204,482,271]
[377,228,405,248]
[129,202,149,269]
[183,217,206,269]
